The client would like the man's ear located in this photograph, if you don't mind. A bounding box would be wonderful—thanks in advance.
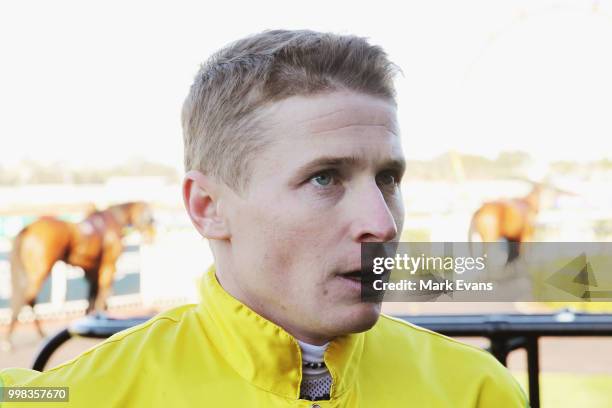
[183,170,231,240]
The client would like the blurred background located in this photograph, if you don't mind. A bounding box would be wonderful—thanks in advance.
[1,0,612,406]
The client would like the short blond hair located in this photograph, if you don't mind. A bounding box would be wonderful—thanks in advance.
[182,29,399,192]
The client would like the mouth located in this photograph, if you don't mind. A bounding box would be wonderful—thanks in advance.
[336,269,363,282]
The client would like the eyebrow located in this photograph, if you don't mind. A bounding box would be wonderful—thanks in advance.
[291,155,406,182]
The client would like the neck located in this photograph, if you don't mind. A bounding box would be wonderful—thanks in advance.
[109,204,130,227]
[213,259,333,345]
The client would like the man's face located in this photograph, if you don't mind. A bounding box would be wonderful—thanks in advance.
[219,91,405,343]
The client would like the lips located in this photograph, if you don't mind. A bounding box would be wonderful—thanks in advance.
[337,269,362,281]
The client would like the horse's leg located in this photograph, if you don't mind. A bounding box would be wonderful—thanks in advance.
[518,219,535,262]
[1,323,16,351]
[94,268,112,313]
[3,271,49,350]
[1,307,21,352]
[27,298,46,338]
[94,261,117,312]
[2,283,24,351]
[506,238,521,264]
[22,279,46,339]
[86,270,100,315]
[3,288,47,351]
[94,239,122,313]
[4,233,28,351]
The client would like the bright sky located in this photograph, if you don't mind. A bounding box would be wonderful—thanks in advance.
[1,0,611,172]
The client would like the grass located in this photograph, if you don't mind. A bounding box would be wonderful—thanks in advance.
[512,372,612,408]
[538,302,612,313]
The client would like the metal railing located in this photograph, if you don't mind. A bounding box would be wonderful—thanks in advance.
[31,310,612,408]
[31,313,153,371]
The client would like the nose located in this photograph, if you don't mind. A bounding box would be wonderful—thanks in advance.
[349,182,398,243]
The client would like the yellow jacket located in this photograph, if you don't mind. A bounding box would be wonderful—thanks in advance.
[1,266,528,407]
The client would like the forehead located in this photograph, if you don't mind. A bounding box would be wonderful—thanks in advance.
[263,91,399,137]
[254,91,402,167]
[240,91,404,195]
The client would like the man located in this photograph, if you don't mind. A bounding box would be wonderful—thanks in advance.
[0,30,528,407]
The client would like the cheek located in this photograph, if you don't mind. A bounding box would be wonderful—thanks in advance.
[266,213,328,274]
[244,197,333,279]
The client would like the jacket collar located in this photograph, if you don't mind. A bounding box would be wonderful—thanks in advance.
[196,265,364,400]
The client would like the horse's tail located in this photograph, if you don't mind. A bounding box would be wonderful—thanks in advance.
[9,228,29,322]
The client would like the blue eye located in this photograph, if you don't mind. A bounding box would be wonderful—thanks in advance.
[310,171,334,187]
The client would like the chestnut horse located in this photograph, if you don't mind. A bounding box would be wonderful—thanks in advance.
[468,184,542,264]
[3,202,154,349]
